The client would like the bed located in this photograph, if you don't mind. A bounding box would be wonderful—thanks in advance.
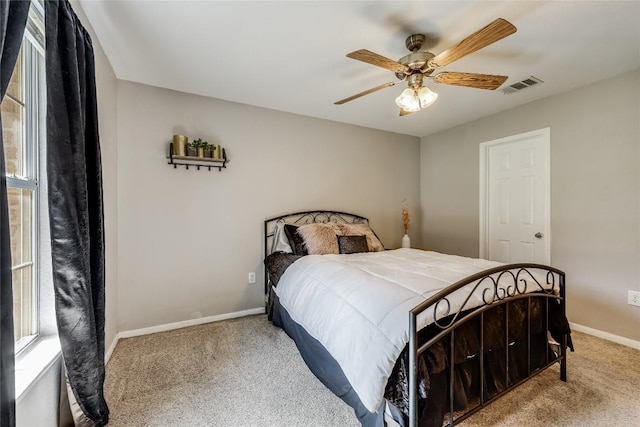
[263,210,572,427]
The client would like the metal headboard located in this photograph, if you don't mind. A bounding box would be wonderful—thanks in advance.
[263,210,370,298]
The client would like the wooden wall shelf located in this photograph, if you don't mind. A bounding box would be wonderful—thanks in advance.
[167,143,228,171]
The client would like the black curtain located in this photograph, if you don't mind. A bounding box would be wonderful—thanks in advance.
[45,1,109,425]
[0,2,31,426]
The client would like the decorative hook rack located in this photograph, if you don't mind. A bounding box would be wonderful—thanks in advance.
[166,142,228,171]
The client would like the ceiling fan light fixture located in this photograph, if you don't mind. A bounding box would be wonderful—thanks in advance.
[395,88,420,112]
[395,86,438,112]
[418,86,438,108]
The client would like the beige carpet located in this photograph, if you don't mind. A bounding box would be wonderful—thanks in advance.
[104,315,640,426]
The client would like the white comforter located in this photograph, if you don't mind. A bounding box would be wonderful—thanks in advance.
[275,249,544,413]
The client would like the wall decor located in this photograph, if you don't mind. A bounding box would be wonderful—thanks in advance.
[166,141,228,171]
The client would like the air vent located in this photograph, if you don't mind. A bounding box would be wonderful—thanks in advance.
[501,76,544,94]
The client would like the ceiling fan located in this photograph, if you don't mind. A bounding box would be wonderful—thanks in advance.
[334,18,517,116]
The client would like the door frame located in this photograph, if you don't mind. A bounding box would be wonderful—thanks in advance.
[479,127,551,263]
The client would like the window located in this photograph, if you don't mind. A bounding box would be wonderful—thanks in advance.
[2,1,45,353]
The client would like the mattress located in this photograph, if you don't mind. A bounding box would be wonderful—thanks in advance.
[274,248,553,413]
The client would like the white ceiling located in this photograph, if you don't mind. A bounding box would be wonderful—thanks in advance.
[78,1,640,138]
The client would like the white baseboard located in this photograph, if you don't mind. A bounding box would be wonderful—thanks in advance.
[105,307,265,363]
[105,334,119,363]
[571,322,640,350]
[104,313,640,362]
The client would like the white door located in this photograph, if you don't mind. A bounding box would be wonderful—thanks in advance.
[479,128,550,264]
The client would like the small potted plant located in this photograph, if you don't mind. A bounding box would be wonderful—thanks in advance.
[190,138,209,158]
[202,142,212,158]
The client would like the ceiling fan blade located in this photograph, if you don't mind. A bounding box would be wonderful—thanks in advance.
[334,81,400,105]
[399,109,415,117]
[347,49,409,74]
[433,72,508,90]
[430,18,516,68]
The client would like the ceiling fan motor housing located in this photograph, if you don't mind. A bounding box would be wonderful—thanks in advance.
[395,50,435,79]
[405,34,426,51]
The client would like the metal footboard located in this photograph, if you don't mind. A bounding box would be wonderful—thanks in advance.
[408,263,567,427]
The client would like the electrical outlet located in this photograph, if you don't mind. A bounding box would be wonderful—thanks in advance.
[628,290,640,307]
[248,272,256,284]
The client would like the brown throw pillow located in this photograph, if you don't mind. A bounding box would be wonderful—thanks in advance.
[337,235,369,254]
[284,224,307,255]
[338,224,385,252]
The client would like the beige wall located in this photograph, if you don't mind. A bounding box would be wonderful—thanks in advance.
[116,81,421,331]
[420,69,640,341]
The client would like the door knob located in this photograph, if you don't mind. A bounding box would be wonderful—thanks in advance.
[535,232,543,239]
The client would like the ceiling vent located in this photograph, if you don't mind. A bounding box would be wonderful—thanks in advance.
[501,76,544,94]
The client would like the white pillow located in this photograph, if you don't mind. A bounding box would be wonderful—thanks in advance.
[270,222,293,254]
